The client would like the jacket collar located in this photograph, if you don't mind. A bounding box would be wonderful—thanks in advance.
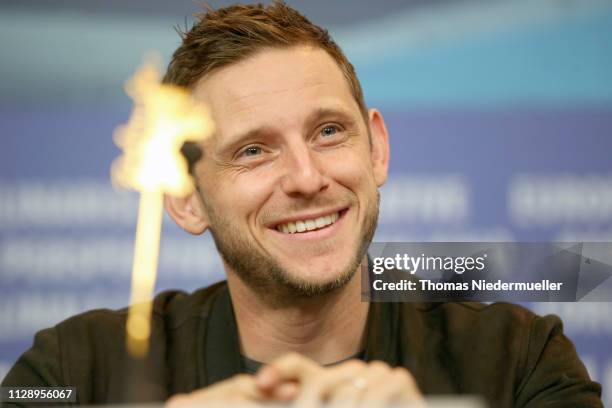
[201,285,243,386]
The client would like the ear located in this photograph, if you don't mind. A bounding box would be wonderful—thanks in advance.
[164,192,209,235]
[368,108,390,187]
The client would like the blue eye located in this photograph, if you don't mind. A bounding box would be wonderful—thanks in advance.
[320,126,338,138]
[243,146,262,157]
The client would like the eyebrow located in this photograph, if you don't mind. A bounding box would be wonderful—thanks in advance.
[304,106,356,129]
[216,106,358,157]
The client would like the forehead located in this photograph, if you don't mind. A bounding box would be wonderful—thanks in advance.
[192,46,360,139]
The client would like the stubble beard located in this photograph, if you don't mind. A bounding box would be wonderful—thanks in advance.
[201,192,379,301]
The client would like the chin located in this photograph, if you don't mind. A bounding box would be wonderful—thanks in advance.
[279,261,359,296]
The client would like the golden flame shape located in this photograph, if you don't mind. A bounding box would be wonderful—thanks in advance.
[112,58,213,358]
[112,59,213,195]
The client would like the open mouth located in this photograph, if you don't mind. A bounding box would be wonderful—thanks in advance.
[274,209,346,234]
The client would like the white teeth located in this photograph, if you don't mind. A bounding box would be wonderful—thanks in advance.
[276,211,341,234]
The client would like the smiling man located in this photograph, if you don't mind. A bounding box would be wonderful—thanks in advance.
[1,2,603,407]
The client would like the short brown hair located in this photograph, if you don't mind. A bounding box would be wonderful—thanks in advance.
[163,1,367,118]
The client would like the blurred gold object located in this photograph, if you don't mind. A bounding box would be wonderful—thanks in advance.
[112,57,214,358]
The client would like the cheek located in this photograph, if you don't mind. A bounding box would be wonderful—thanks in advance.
[324,148,375,189]
[200,171,275,221]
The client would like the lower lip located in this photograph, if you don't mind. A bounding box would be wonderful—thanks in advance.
[269,209,348,241]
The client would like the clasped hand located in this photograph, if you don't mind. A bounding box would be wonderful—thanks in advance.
[167,353,424,408]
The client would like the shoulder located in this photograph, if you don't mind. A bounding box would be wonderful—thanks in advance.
[55,280,228,335]
[2,281,229,394]
[398,302,602,406]
[398,302,547,386]
[406,301,561,359]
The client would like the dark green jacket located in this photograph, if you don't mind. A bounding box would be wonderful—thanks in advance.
[2,281,602,407]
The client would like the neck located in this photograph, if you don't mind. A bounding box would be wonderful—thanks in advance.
[227,262,370,365]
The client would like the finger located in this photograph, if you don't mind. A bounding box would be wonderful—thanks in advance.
[168,374,262,406]
[327,381,364,408]
[165,393,190,408]
[227,402,267,408]
[293,373,334,408]
[270,381,300,401]
[257,352,321,391]
[294,360,368,408]
[320,360,387,408]
[255,365,283,392]
[359,367,424,408]
[397,391,427,408]
[393,367,423,402]
[349,361,394,408]
[215,374,262,400]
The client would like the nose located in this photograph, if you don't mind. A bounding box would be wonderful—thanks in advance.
[280,140,328,198]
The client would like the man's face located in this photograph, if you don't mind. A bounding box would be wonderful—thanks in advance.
[187,46,389,297]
